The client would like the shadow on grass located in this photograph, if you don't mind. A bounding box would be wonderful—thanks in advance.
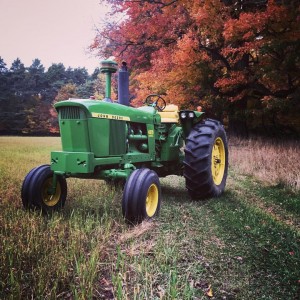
[161,185,189,201]
[206,189,300,299]
[161,183,232,208]
[257,184,300,216]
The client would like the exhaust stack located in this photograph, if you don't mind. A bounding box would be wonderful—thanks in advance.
[118,61,130,106]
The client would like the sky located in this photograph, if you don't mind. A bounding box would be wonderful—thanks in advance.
[0,0,111,73]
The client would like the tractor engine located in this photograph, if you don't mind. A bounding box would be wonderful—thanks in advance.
[51,101,158,175]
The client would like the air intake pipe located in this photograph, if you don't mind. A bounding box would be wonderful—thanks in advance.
[118,62,130,106]
[100,59,117,103]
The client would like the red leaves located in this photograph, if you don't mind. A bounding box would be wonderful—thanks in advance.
[215,71,248,90]
[94,0,300,109]
[223,11,267,42]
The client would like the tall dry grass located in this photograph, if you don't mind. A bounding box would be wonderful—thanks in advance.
[229,137,300,191]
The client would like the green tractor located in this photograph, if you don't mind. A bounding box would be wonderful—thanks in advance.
[21,60,228,223]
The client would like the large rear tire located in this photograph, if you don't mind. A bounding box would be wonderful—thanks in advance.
[21,165,67,213]
[122,168,161,224]
[183,119,228,199]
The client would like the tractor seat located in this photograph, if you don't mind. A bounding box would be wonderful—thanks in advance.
[158,104,179,123]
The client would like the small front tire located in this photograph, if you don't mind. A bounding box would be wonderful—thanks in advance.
[122,168,161,223]
[21,165,40,209]
[21,165,67,213]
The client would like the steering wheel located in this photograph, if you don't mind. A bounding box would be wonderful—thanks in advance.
[144,94,166,111]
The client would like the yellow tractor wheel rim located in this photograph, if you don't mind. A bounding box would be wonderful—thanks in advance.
[42,177,61,207]
[211,137,226,185]
[145,183,159,217]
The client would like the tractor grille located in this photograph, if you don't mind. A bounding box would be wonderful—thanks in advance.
[58,107,84,119]
[109,120,126,155]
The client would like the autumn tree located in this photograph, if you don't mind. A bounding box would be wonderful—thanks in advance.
[93,0,300,136]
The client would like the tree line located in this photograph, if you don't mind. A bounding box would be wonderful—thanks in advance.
[1,0,299,137]
[92,0,300,137]
[0,57,104,135]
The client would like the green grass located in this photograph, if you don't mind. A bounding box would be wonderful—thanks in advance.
[0,136,299,299]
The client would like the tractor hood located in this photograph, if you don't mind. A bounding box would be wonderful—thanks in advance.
[55,99,159,124]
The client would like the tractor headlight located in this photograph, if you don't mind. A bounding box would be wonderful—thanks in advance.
[180,112,187,119]
[188,112,194,118]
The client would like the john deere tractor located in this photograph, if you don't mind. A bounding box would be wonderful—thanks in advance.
[21,60,228,223]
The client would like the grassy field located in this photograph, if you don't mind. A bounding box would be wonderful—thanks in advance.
[0,136,299,299]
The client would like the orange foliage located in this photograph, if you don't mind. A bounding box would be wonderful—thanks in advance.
[54,83,79,103]
[93,0,300,113]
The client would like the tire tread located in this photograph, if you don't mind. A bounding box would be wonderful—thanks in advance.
[183,119,228,200]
